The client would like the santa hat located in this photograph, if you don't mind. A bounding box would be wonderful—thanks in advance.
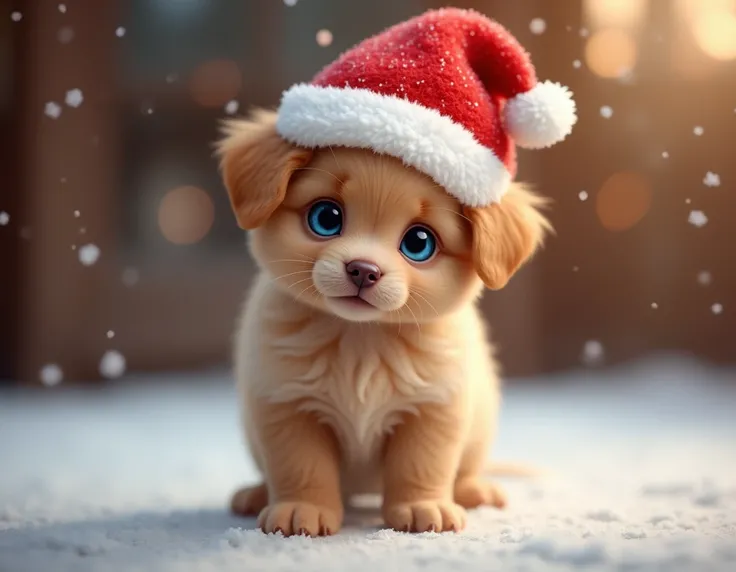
[276,8,577,207]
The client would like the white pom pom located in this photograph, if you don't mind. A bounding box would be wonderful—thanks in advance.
[503,81,577,149]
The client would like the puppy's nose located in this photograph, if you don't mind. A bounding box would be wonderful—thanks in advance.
[345,260,382,288]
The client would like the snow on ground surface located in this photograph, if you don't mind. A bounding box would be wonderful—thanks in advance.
[1,355,735,572]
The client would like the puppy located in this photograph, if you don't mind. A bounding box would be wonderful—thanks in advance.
[217,110,550,536]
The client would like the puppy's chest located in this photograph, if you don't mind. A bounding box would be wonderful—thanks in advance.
[265,323,461,460]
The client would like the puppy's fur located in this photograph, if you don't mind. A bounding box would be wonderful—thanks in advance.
[217,110,550,536]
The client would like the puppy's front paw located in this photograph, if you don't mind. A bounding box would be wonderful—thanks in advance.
[454,478,507,509]
[383,500,467,533]
[257,502,341,537]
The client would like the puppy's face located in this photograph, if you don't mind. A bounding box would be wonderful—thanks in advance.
[217,111,550,324]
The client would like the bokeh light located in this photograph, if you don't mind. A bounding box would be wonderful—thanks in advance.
[585,28,638,78]
[678,0,736,61]
[187,60,242,108]
[158,186,215,245]
[595,172,652,232]
[583,0,648,30]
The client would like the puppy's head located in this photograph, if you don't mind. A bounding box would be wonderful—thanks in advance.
[217,110,550,323]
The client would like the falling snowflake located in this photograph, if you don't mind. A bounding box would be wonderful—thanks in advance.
[703,172,720,187]
[115,26,126,38]
[65,88,83,108]
[44,102,62,119]
[581,340,604,366]
[688,210,708,228]
[693,126,704,136]
[10,11,21,22]
[0,211,9,226]
[39,364,63,387]
[572,266,580,272]
[106,330,115,339]
[284,0,298,5]
[651,302,658,310]
[78,243,100,266]
[711,303,723,315]
[600,106,613,119]
[572,59,581,69]
[578,190,588,201]
[73,210,80,218]
[316,29,333,47]
[662,151,669,159]
[224,100,239,115]
[685,198,691,204]
[697,271,712,286]
[529,18,546,35]
[58,4,67,13]
[579,27,590,37]
[122,267,140,287]
[58,26,74,44]
[99,350,126,379]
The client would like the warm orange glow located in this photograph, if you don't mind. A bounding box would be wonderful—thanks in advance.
[158,186,215,245]
[583,0,648,31]
[188,60,242,108]
[585,28,638,78]
[677,0,736,61]
[596,172,652,232]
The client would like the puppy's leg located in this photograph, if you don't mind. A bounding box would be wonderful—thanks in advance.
[454,439,507,509]
[382,404,467,533]
[253,400,343,537]
[231,483,268,516]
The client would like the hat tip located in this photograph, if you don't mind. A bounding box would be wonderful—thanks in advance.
[503,80,578,150]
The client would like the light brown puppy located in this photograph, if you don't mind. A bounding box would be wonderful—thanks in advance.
[217,110,550,537]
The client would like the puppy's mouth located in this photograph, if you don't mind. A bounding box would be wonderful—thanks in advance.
[330,294,377,310]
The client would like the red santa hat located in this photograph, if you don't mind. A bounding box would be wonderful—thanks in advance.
[276,8,577,207]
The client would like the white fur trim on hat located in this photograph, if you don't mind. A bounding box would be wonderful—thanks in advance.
[503,81,578,150]
[276,84,511,207]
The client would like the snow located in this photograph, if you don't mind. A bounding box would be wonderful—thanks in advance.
[693,126,704,136]
[579,28,589,37]
[284,0,298,5]
[38,364,63,387]
[10,11,22,22]
[122,267,140,287]
[578,190,588,201]
[99,350,126,379]
[78,243,100,266]
[0,211,9,226]
[224,100,239,115]
[73,210,81,218]
[703,172,721,187]
[572,59,581,69]
[106,331,116,339]
[581,340,604,365]
[529,18,546,35]
[662,151,669,159]
[115,26,126,38]
[0,356,734,572]
[599,106,613,119]
[688,210,708,228]
[651,302,659,309]
[44,102,62,119]
[697,271,712,286]
[316,29,333,47]
[58,26,74,44]
[65,89,84,108]
[58,4,67,14]
[711,303,723,315]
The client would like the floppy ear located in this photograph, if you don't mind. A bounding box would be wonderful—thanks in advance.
[215,109,313,230]
[463,185,552,290]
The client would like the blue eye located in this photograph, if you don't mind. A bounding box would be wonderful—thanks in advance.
[400,226,437,262]
[307,200,343,237]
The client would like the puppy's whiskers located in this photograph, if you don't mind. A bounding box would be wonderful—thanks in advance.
[270,269,313,285]
[404,299,421,332]
[409,288,439,318]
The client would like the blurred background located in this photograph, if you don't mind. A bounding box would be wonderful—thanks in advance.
[1,0,734,385]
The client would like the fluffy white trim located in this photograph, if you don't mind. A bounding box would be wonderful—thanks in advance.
[276,84,511,207]
[503,81,577,149]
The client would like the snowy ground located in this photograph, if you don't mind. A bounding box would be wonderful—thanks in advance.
[1,356,735,572]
